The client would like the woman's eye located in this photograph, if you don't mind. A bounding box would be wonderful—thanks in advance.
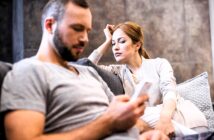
[112,41,115,46]
[119,39,126,44]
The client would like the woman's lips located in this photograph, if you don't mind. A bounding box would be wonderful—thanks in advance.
[114,52,122,57]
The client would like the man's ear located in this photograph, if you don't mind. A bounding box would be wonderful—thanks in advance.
[44,18,56,34]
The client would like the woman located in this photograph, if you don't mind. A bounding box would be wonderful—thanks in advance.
[88,21,208,136]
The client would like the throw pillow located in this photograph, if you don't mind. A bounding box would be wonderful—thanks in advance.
[176,72,214,130]
[76,58,124,95]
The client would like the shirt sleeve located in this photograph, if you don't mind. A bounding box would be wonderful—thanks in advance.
[88,49,123,77]
[1,60,48,114]
[88,49,103,64]
[157,58,178,102]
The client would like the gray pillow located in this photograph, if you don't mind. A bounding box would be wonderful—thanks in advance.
[76,58,124,95]
[177,72,214,130]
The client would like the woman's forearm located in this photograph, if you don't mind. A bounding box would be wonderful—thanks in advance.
[96,39,112,55]
[160,99,176,121]
[88,24,113,64]
[88,40,111,64]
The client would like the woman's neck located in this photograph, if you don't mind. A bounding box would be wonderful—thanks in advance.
[127,54,142,74]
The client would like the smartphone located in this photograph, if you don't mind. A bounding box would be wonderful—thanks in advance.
[130,81,152,101]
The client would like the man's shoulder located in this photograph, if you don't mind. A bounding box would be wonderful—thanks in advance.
[6,57,49,81]
[13,57,44,71]
[4,57,47,86]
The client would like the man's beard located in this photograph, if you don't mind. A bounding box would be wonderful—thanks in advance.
[53,29,80,62]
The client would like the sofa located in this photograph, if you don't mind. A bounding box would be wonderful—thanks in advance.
[0,59,214,139]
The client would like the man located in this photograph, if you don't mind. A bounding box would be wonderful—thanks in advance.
[0,0,168,139]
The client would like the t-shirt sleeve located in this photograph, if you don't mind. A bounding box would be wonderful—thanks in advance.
[1,61,48,114]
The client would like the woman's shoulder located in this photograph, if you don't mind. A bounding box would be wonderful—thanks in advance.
[144,57,169,64]
[143,57,173,71]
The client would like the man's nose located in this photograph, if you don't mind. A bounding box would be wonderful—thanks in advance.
[80,31,89,43]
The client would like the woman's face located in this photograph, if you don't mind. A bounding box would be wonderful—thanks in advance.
[112,29,138,64]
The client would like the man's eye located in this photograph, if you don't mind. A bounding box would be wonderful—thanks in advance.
[71,26,84,32]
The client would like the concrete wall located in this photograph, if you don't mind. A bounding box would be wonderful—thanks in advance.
[85,0,214,100]
[22,0,213,100]
[24,0,48,57]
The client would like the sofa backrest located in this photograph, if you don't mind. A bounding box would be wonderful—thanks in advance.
[0,61,12,140]
[0,62,12,94]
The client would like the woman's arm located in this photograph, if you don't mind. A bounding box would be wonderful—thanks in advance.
[155,58,177,135]
[155,98,176,135]
[88,24,114,64]
[88,24,123,76]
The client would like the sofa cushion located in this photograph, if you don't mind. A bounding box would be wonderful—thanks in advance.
[177,72,214,130]
[76,58,124,95]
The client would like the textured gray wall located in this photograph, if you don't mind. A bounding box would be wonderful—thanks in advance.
[23,0,214,100]
[24,0,48,57]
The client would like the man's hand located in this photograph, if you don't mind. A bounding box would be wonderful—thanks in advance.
[104,94,148,132]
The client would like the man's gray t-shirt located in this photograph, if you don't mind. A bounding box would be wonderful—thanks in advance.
[1,58,114,133]
[1,58,140,139]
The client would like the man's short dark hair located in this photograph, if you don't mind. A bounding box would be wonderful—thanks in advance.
[41,0,89,30]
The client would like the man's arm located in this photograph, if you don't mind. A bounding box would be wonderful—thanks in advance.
[4,95,148,140]
[5,110,112,140]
